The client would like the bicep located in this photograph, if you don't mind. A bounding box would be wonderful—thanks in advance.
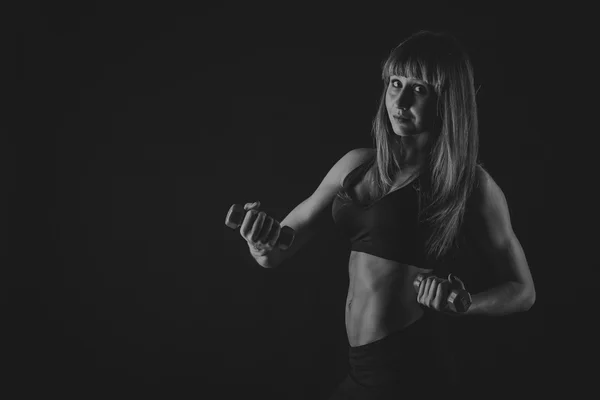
[278,189,331,257]
[281,178,338,231]
[279,148,371,254]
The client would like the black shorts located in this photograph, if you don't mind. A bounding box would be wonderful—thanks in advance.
[327,314,453,399]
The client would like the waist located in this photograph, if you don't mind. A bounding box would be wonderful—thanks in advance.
[348,312,433,354]
[347,251,432,294]
[346,295,424,347]
[346,251,432,347]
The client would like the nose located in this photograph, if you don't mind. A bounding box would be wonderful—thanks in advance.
[396,87,412,110]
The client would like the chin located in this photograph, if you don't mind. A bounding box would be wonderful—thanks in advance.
[393,129,416,137]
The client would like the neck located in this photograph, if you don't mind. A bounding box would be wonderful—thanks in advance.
[392,132,431,171]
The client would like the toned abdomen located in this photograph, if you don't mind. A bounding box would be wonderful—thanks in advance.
[345,251,433,347]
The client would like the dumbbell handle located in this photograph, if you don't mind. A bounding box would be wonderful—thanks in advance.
[413,273,471,313]
[225,204,295,250]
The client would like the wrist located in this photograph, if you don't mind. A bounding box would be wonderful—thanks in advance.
[249,244,269,258]
[249,245,276,268]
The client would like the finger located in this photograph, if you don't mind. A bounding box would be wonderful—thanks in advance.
[244,201,261,211]
[454,276,466,290]
[257,215,274,243]
[423,277,434,306]
[449,273,466,290]
[267,222,281,248]
[427,278,439,307]
[249,211,267,242]
[434,280,449,311]
[240,209,259,239]
[417,276,427,304]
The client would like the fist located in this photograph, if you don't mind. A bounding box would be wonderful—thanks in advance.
[416,273,468,313]
[239,201,282,255]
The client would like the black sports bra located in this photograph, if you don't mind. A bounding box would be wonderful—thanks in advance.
[331,154,428,267]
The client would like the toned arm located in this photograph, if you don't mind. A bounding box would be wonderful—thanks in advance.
[257,148,373,268]
[463,166,536,315]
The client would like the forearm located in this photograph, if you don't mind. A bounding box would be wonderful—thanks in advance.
[464,281,535,316]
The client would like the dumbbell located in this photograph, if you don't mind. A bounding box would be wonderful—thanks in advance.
[413,273,471,313]
[225,204,295,250]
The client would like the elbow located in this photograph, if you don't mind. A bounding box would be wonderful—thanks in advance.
[527,289,536,309]
[521,285,536,311]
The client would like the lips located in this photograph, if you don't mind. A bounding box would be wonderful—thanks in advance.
[394,115,411,122]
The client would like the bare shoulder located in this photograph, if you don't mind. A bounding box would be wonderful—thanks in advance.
[472,165,506,209]
[333,147,375,185]
[339,147,374,166]
[466,165,513,237]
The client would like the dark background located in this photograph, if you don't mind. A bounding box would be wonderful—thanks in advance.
[12,2,593,398]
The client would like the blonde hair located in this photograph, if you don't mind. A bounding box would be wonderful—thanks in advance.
[346,30,481,261]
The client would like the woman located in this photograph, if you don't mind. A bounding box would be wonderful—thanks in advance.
[238,30,536,398]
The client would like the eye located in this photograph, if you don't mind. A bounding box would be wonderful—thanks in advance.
[414,85,427,94]
[390,79,402,89]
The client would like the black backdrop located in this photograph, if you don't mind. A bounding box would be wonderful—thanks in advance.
[12,2,593,399]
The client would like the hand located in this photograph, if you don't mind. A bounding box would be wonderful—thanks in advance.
[239,201,282,257]
[417,273,469,314]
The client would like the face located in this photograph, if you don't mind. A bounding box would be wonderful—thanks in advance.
[385,75,438,137]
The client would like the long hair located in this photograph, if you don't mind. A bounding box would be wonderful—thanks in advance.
[369,30,481,261]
